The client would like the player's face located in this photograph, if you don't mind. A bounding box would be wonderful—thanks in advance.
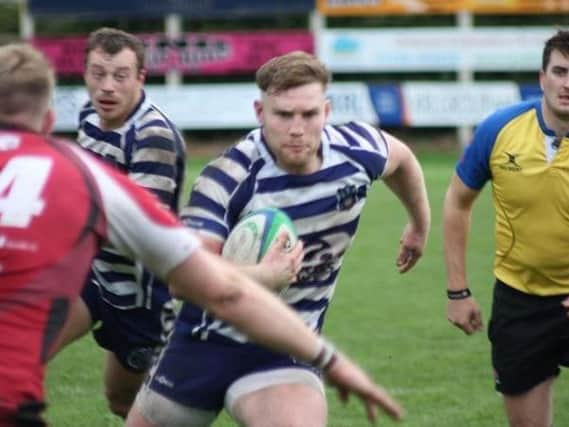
[255,82,330,175]
[84,47,145,130]
[540,49,569,121]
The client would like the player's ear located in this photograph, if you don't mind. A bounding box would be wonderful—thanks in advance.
[138,67,147,83]
[254,100,264,125]
[324,99,331,121]
[538,69,545,92]
[40,108,55,135]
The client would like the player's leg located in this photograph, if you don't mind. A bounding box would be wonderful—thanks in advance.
[97,292,176,418]
[227,368,327,427]
[127,385,218,427]
[104,352,148,418]
[502,377,554,427]
[489,280,568,427]
[126,325,228,427]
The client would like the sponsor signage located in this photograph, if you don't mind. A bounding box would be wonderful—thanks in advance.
[34,31,313,76]
[317,0,569,15]
[317,0,455,15]
[320,27,551,72]
[401,82,520,126]
[52,82,537,131]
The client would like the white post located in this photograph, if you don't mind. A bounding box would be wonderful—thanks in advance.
[457,10,473,150]
[165,13,182,86]
[19,0,34,40]
[309,9,325,58]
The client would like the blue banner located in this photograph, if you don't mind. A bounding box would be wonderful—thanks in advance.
[368,84,404,126]
[29,0,313,18]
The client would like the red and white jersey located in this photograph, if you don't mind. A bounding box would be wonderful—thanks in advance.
[0,128,199,415]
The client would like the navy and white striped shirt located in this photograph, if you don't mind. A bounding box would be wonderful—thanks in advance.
[78,91,186,309]
[179,121,388,342]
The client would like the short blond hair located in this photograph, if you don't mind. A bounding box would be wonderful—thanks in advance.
[255,51,331,94]
[0,43,55,117]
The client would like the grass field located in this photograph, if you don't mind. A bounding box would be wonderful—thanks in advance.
[46,151,569,426]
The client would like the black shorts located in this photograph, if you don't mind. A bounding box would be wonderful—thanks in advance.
[488,279,569,395]
[0,400,47,427]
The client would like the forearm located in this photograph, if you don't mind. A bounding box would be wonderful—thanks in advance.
[443,198,471,291]
[383,152,430,233]
[168,249,321,363]
[237,264,282,291]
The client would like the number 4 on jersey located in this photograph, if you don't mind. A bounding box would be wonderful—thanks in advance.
[0,156,52,228]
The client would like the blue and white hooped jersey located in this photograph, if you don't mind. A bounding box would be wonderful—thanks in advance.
[77,91,186,309]
[180,121,389,343]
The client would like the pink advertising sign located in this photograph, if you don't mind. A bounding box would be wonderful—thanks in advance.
[33,31,314,76]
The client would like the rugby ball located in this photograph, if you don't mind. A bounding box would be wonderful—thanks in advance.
[222,208,297,265]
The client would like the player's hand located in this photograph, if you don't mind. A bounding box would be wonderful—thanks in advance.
[260,232,304,290]
[324,352,404,424]
[396,223,427,273]
[447,298,483,335]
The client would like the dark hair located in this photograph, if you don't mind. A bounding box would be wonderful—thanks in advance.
[542,29,569,71]
[85,27,146,71]
[255,51,331,94]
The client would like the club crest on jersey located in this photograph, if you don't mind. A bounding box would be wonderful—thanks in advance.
[336,184,365,210]
[499,151,522,172]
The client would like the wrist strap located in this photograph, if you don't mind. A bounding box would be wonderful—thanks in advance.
[447,288,472,300]
[311,338,338,371]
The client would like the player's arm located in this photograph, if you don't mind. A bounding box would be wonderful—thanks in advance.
[380,131,431,273]
[90,156,403,423]
[166,248,403,423]
[128,128,183,207]
[443,173,483,335]
[198,233,303,292]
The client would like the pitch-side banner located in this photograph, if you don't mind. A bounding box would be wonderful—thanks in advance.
[317,0,455,15]
[34,31,313,76]
[29,0,313,18]
[320,27,552,72]
[317,0,569,15]
[52,82,539,131]
[53,83,377,131]
[399,82,521,126]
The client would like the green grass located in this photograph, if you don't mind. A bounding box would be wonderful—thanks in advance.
[46,152,569,426]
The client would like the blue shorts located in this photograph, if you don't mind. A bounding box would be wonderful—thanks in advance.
[82,272,176,373]
[146,323,318,411]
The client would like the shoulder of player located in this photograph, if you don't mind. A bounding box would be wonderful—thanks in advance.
[471,99,539,149]
[479,100,539,137]
[206,133,262,176]
[325,121,386,154]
